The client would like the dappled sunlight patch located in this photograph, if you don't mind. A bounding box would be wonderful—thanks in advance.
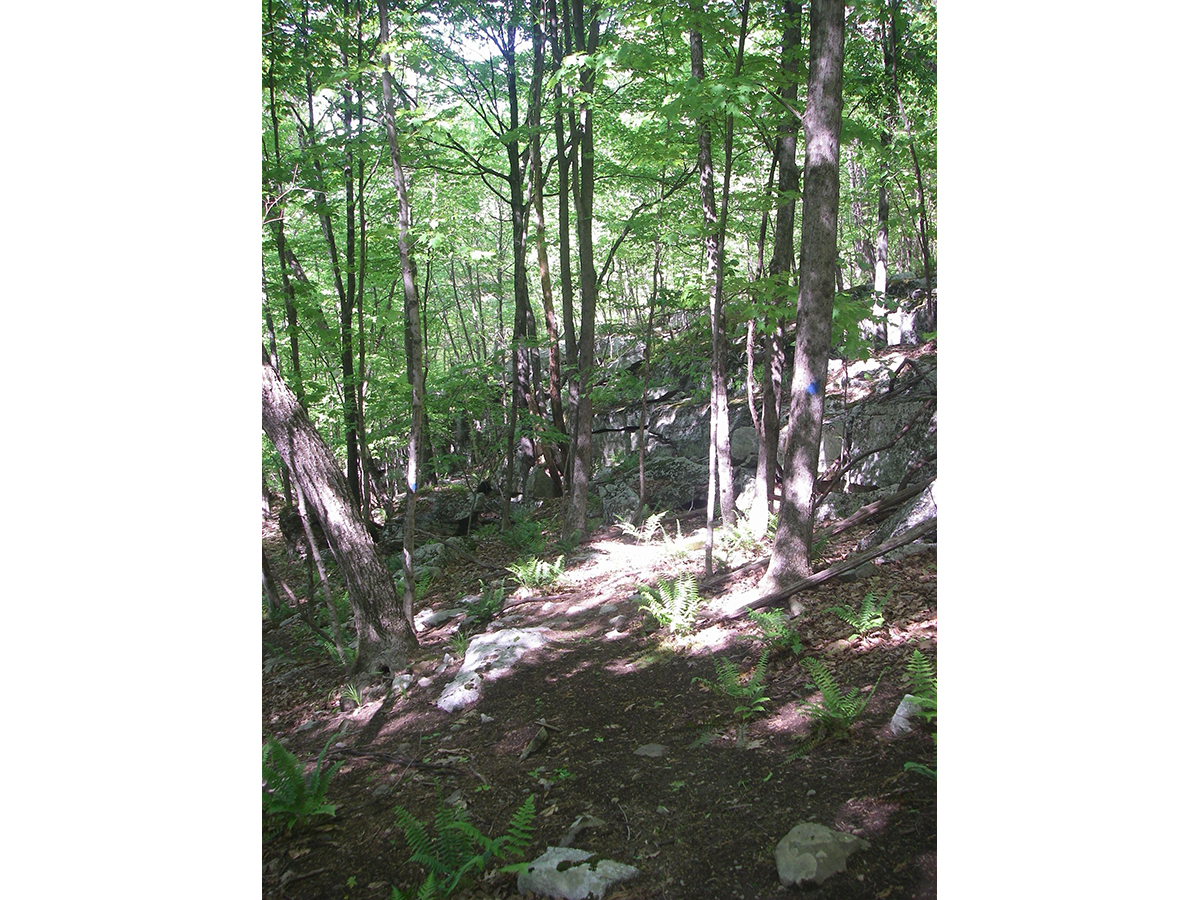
[835,795,902,839]
[761,699,806,736]
[677,622,741,654]
[823,613,937,658]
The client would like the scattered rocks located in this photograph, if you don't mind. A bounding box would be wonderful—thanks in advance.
[774,822,870,887]
[517,846,639,900]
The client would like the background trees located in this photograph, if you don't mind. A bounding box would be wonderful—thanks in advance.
[262,0,936,600]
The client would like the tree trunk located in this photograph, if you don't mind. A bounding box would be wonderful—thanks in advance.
[262,348,418,675]
[749,0,803,539]
[530,9,568,489]
[760,0,845,596]
[689,4,739,575]
[379,0,424,634]
[565,0,600,540]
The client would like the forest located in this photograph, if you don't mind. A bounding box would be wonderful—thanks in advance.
[263,0,937,897]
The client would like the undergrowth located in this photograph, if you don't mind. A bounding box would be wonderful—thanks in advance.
[792,659,877,756]
[636,574,702,634]
[391,793,536,899]
[828,590,890,638]
[262,734,342,836]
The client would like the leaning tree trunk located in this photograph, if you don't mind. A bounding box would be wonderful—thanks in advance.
[760,0,845,601]
[262,348,418,676]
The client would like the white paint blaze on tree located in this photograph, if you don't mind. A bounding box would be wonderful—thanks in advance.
[760,0,846,600]
[262,349,419,675]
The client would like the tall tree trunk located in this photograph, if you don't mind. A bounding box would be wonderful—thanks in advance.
[547,0,578,493]
[689,2,740,573]
[379,0,424,633]
[339,9,362,509]
[565,0,599,539]
[530,6,568,489]
[263,348,419,675]
[760,0,845,600]
[886,0,933,292]
[748,0,803,540]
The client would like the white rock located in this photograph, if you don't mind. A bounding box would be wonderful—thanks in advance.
[517,846,638,900]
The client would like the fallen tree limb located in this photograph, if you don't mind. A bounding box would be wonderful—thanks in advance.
[698,477,935,593]
[822,475,935,538]
[717,516,936,620]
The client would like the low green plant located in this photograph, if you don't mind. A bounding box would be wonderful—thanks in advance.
[506,555,565,591]
[262,734,342,835]
[391,793,536,900]
[554,529,583,554]
[415,568,435,603]
[696,648,771,745]
[903,649,937,780]
[636,574,702,634]
[319,638,357,669]
[463,584,506,626]
[717,514,765,555]
[500,518,544,553]
[810,533,832,566]
[617,509,669,545]
[792,659,875,755]
[448,631,470,658]
[746,609,804,656]
[828,590,890,638]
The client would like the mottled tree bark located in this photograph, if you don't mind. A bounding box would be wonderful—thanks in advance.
[263,349,418,675]
[760,0,846,601]
[565,0,600,539]
[749,0,804,539]
[379,0,423,635]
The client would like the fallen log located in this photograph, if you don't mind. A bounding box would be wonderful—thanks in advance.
[698,477,935,593]
[717,516,936,620]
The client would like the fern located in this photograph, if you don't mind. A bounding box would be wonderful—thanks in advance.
[905,649,937,717]
[903,649,938,780]
[746,609,803,655]
[636,574,701,634]
[790,659,875,757]
[696,648,771,745]
[617,509,668,545]
[828,590,890,638]
[464,584,506,625]
[393,794,536,900]
[500,518,545,553]
[506,555,565,591]
[262,734,342,835]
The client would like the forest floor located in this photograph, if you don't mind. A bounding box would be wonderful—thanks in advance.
[262,502,937,900]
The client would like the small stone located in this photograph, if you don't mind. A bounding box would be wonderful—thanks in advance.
[633,743,667,757]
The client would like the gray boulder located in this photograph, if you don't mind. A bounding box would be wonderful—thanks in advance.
[730,426,758,465]
[436,628,549,712]
[774,822,869,887]
[517,846,639,900]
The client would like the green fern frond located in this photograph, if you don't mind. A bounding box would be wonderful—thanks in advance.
[828,590,890,638]
[262,734,342,833]
[637,574,701,633]
[802,659,868,725]
[502,794,536,857]
[394,793,537,899]
[906,649,937,701]
[506,555,565,591]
